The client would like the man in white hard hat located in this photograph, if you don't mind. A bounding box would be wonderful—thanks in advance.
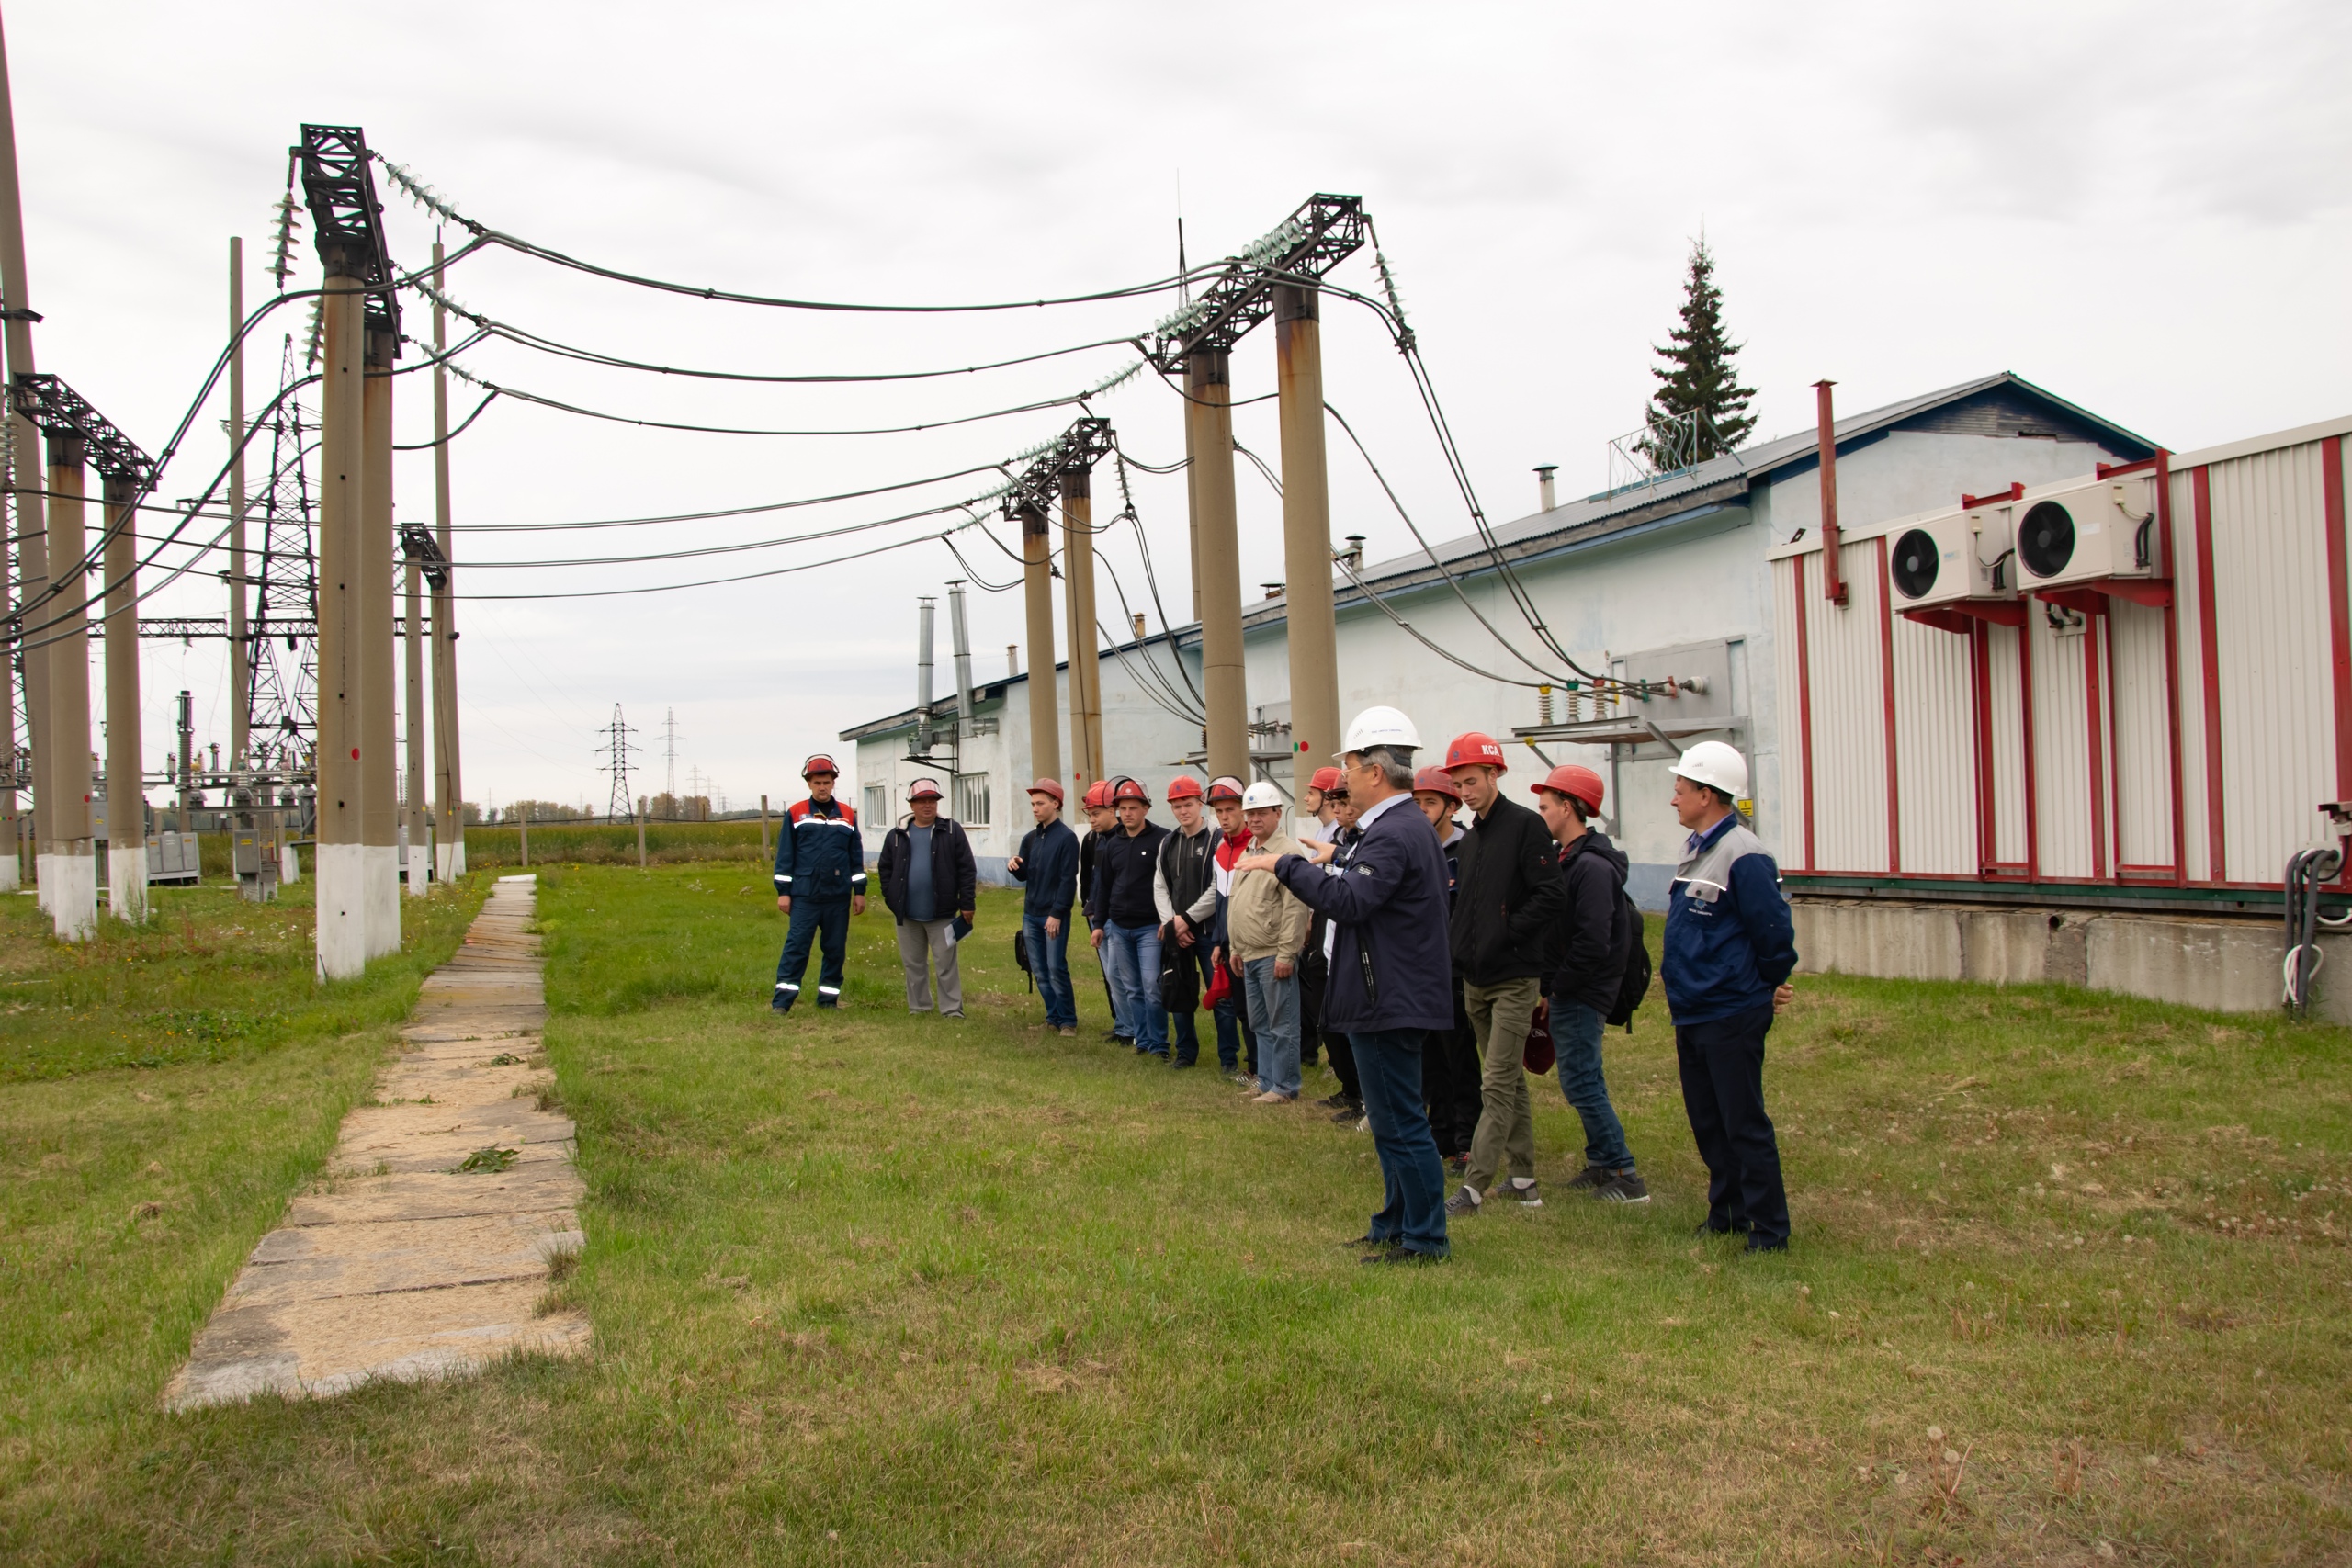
[1225,781,1313,1100]
[1237,706,1455,1263]
[1664,740,1798,1252]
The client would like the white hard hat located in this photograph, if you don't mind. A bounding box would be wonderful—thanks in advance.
[1240,781,1284,811]
[1339,705,1423,757]
[1671,739,1749,799]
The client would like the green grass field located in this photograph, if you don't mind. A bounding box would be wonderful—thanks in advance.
[2,862,2348,1563]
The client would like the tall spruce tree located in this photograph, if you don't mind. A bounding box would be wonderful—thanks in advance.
[1641,237,1756,468]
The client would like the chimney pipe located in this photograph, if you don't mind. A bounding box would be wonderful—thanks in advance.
[1342,535,1365,571]
[915,597,935,750]
[1006,642,1019,678]
[1535,465,1558,512]
[1132,611,1148,641]
[946,581,977,732]
[1813,381,1848,606]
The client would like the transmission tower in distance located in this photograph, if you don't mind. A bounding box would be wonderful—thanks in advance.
[595,705,640,820]
[244,334,320,773]
[661,707,684,799]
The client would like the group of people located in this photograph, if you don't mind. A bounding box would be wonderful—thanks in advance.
[770,710,1799,1264]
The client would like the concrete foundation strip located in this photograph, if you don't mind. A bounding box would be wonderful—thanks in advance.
[163,874,588,1411]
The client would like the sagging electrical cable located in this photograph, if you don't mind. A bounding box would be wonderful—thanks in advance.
[392,388,497,451]
[414,277,1148,385]
[1334,552,1549,690]
[448,495,984,570]
[447,461,1013,534]
[381,156,1207,316]
[1105,445,1205,711]
[449,523,978,602]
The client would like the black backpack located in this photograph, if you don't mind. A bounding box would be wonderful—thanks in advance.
[1604,887,1651,1032]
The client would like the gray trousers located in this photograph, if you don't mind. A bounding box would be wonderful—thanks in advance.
[895,918,963,1015]
[1464,976,1543,1191]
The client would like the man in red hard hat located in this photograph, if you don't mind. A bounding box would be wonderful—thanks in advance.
[771,753,865,1013]
[1089,776,1171,1057]
[1531,762,1648,1203]
[1411,765,1482,1167]
[1154,776,1221,1068]
[1077,779,1129,1044]
[1200,775,1255,1077]
[1007,778,1080,1035]
[1442,730,1567,1218]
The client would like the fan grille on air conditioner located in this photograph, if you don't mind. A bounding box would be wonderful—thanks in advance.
[1891,528,1940,601]
[2019,501,2075,579]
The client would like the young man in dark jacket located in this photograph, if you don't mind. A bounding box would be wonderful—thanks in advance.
[875,778,978,1019]
[1153,776,1222,1069]
[1411,766,1482,1167]
[1664,741,1798,1252]
[1239,707,1453,1264]
[1075,781,1128,1043]
[772,753,866,1013]
[1532,763,1648,1204]
[1442,732,1568,1216]
[1089,777,1172,1057]
[1007,777,1079,1035]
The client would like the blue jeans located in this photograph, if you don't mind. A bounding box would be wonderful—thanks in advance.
[1023,913,1076,1029]
[1551,998,1634,1170]
[774,897,850,1009]
[1242,957,1301,1095]
[1101,921,1167,1055]
[1351,1028,1449,1257]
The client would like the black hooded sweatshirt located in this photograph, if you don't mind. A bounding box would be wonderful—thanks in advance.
[1446,792,1566,987]
[1545,829,1633,1015]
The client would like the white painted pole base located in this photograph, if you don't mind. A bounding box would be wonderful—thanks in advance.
[282,843,300,884]
[34,850,54,913]
[108,847,149,925]
[315,842,368,979]
[49,850,96,942]
[0,849,18,892]
[406,829,429,897]
[364,843,401,959]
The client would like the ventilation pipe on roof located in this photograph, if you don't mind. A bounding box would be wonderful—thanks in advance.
[1341,535,1365,571]
[1535,465,1558,512]
[915,597,935,750]
[1813,381,1849,607]
[946,581,977,733]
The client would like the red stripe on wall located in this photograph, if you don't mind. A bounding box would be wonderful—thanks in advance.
[2158,452,2186,886]
[1792,554,1816,872]
[1877,536,1900,874]
[2193,466,2226,882]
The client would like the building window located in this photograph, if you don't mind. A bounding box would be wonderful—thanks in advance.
[953,773,990,827]
[863,784,887,826]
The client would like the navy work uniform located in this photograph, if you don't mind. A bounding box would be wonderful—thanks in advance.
[1663,811,1798,1247]
[774,789,866,1010]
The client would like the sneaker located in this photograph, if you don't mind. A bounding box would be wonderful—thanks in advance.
[1502,1177,1543,1208]
[941,1010,966,1021]
[1443,1185,1482,1217]
[1744,1233,1789,1254]
[1444,1153,1468,1176]
[1316,1091,1353,1111]
[1057,1027,1079,1038]
[1328,1100,1363,1125]
[1564,1164,1611,1193]
[1694,1218,1752,1237]
[1593,1169,1651,1204]
[1369,1247,1448,1267]
[1102,1031,1128,1043]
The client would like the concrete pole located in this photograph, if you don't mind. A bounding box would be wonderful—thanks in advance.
[101,475,145,923]
[42,434,92,939]
[1273,286,1340,786]
[359,326,399,954]
[227,237,249,771]
[1060,468,1104,792]
[759,793,769,858]
[313,265,366,978]
[1020,502,1060,788]
[0,8,38,898]
[1185,349,1249,782]
[403,548,426,895]
[429,241,464,880]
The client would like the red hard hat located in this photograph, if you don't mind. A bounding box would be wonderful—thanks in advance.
[1308,765,1345,794]
[1411,765,1462,802]
[1027,776,1065,803]
[801,752,840,779]
[1166,775,1204,803]
[1110,776,1149,805]
[1532,762,1605,813]
[1444,732,1507,773]
[1082,780,1114,809]
[1204,775,1246,804]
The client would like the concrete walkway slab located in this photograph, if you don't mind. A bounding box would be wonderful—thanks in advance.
[164,875,589,1410]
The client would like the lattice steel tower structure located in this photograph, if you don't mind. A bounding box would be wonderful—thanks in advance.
[243,334,318,773]
[595,705,639,821]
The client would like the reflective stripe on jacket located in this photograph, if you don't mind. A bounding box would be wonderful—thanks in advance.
[1663,816,1797,1025]
[774,796,865,899]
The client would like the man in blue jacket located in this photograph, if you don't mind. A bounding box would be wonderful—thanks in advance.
[1238,707,1454,1264]
[1007,777,1080,1035]
[772,753,866,1013]
[1662,741,1798,1252]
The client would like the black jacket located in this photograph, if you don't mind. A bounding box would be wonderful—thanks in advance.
[1447,794,1567,987]
[876,817,977,926]
[1274,795,1453,1033]
[1008,818,1079,921]
[1545,830,1631,1015]
[1088,821,1169,930]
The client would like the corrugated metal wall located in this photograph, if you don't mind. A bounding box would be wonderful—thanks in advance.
[1772,418,2351,896]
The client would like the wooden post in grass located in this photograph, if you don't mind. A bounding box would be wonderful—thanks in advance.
[636,796,647,867]
[518,808,527,869]
[759,793,769,859]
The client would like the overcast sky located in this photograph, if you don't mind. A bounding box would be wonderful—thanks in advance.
[11,0,2348,814]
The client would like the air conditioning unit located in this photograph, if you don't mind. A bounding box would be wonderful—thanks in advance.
[2012,475,2161,593]
[1884,501,2018,614]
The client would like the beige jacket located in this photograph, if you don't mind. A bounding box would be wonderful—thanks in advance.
[1225,831,1313,963]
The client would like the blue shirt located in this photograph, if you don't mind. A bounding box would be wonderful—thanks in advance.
[907,824,935,922]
